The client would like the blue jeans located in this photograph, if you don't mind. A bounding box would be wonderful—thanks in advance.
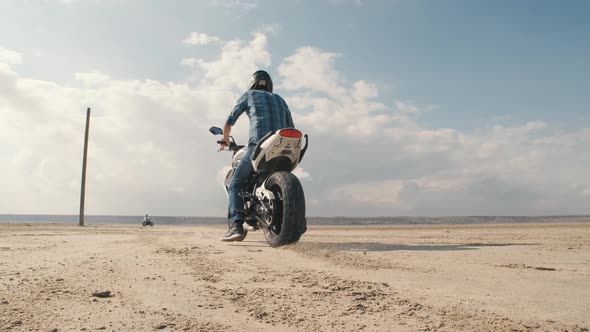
[228,147,254,224]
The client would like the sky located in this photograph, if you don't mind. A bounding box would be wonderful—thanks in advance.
[1,0,589,217]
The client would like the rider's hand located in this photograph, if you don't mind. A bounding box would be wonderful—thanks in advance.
[219,138,229,150]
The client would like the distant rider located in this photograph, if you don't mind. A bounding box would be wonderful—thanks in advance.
[219,70,294,242]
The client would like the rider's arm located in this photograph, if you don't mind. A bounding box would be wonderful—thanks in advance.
[225,92,249,126]
[221,92,249,148]
[222,123,232,146]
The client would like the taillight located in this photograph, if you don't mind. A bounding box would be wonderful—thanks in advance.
[279,129,302,138]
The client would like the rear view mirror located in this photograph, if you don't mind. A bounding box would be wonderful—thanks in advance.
[209,126,223,135]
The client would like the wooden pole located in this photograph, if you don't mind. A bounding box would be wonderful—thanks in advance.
[79,107,91,226]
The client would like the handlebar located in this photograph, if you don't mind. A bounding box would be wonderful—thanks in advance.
[217,140,239,151]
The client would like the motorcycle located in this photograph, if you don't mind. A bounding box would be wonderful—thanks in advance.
[142,218,154,227]
[210,126,309,247]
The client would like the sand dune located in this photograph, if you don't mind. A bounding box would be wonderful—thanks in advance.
[1,222,588,331]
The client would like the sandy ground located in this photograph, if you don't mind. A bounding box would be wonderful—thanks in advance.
[0,222,589,332]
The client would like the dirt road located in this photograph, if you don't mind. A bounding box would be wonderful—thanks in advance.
[1,222,589,331]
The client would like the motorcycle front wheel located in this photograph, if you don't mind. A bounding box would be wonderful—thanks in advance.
[263,172,306,247]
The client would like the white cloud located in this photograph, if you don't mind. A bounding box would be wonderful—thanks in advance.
[2,31,590,217]
[328,0,364,6]
[0,32,274,216]
[44,0,95,3]
[278,47,346,98]
[351,80,378,101]
[192,32,271,92]
[183,32,221,46]
[310,121,590,215]
[75,71,111,86]
[180,58,200,67]
[277,47,391,137]
[1,73,212,215]
[395,100,420,114]
[256,24,282,35]
[293,167,311,180]
[275,46,590,216]
[0,47,22,65]
[209,0,258,10]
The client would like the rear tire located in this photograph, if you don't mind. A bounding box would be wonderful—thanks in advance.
[263,172,306,247]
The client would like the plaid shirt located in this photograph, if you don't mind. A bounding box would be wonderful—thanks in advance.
[226,90,294,146]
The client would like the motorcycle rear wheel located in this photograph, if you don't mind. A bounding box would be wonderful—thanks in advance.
[263,172,306,247]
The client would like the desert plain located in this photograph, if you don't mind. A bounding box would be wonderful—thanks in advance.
[0,221,589,331]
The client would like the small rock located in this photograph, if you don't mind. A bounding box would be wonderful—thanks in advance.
[91,291,113,298]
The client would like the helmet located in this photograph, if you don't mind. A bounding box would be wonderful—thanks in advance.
[248,70,273,93]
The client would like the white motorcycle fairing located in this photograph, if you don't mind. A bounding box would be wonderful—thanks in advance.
[223,146,247,192]
[223,128,308,193]
[251,129,305,173]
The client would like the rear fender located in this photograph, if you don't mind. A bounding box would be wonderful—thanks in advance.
[251,132,302,173]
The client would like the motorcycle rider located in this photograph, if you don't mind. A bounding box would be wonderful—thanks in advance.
[219,70,294,242]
